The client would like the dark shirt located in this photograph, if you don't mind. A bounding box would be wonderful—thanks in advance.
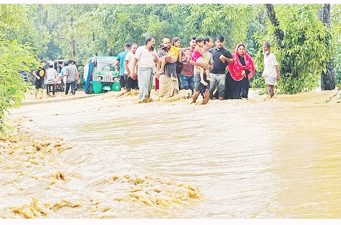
[158,49,177,77]
[34,68,45,87]
[36,68,46,80]
[209,47,232,74]
[238,55,250,76]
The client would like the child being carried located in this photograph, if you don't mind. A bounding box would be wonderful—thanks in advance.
[192,37,210,86]
[156,37,182,80]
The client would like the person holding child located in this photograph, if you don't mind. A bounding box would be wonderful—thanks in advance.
[192,37,211,87]
[157,37,180,98]
[156,37,182,81]
[191,37,213,105]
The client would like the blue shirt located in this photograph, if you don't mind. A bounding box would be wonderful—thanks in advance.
[61,67,66,76]
[117,51,128,76]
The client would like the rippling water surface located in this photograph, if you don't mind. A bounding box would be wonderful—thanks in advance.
[2,91,341,218]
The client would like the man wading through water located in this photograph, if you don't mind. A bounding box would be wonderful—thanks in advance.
[156,37,180,99]
[133,36,158,103]
[262,42,280,98]
[179,37,196,92]
[209,35,234,100]
[190,37,213,105]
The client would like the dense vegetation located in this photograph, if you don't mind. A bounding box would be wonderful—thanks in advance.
[0,5,38,132]
[0,4,340,131]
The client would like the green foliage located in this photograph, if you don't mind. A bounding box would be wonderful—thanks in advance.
[17,5,51,58]
[0,5,40,132]
[0,4,340,132]
[0,5,26,35]
[0,41,38,132]
[331,5,341,84]
[254,4,334,94]
[35,4,263,65]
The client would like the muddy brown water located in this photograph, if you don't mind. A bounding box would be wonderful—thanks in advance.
[1,90,341,218]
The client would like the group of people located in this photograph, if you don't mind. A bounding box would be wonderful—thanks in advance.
[33,35,280,102]
[33,60,80,97]
[115,35,280,104]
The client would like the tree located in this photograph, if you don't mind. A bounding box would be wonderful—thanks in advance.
[320,4,336,90]
[0,5,39,132]
[260,4,333,94]
[265,4,284,49]
[331,5,341,85]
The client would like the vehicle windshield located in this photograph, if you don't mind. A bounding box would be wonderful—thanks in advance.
[97,59,117,72]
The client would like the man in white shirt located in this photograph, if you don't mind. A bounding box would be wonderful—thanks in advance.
[262,42,280,98]
[124,43,138,92]
[133,36,158,103]
[45,63,58,95]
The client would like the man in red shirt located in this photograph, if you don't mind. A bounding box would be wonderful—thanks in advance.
[179,37,196,93]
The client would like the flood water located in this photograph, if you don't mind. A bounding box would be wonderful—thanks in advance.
[2,91,341,218]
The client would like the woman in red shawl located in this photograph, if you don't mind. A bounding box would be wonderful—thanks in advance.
[226,43,255,99]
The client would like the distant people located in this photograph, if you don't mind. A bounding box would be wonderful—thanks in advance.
[209,36,234,100]
[192,37,211,86]
[262,42,280,98]
[61,61,68,89]
[71,60,80,89]
[57,62,64,81]
[64,59,79,95]
[157,37,180,98]
[57,61,63,73]
[32,62,46,98]
[156,37,181,81]
[191,37,213,105]
[227,43,255,99]
[45,63,58,95]
[124,43,139,92]
[117,42,132,91]
[46,63,58,83]
[179,37,196,92]
[133,36,157,103]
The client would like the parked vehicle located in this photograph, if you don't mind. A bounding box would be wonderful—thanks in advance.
[83,56,120,94]
[19,71,33,83]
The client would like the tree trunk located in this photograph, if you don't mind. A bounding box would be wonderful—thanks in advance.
[71,39,76,60]
[265,4,291,78]
[320,4,335,90]
[321,61,335,90]
[265,4,285,49]
[71,17,77,60]
[108,48,113,56]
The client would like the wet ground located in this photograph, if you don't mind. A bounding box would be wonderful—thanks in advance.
[1,89,341,218]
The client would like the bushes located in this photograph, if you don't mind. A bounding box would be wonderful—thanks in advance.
[0,41,38,132]
[252,5,334,94]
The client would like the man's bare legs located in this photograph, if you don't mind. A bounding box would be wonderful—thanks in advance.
[191,91,200,104]
[202,90,210,104]
[267,85,275,98]
[191,89,209,104]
